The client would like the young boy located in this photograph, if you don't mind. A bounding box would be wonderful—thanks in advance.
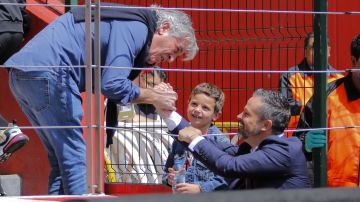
[160,83,230,193]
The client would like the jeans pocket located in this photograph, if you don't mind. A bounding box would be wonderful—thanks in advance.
[14,75,50,112]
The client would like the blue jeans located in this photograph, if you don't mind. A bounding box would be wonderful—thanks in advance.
[8,69,86,195]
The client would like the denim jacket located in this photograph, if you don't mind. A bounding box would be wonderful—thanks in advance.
[162,125,230,192]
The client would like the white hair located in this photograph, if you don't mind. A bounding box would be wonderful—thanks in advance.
[151,5,199,61]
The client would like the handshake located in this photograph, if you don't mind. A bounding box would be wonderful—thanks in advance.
[152,82,177,118]
[305,130,327,152]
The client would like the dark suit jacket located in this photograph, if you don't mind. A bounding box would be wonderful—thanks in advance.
[173,117,310,189]
[192,135,310,189]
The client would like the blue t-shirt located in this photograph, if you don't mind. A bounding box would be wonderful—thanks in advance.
[4,12,149,105]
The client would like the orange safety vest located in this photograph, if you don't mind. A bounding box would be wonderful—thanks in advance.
[280,60,343,137]
[326,73,360,187]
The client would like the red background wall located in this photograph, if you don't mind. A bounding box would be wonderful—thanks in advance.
[80,0,360,122]
[0,0,359,195]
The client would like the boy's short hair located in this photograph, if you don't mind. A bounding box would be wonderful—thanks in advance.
[189,83,225,113]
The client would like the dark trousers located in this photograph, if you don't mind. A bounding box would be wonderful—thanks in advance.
[0,32,23,128]
[0,32,23,65]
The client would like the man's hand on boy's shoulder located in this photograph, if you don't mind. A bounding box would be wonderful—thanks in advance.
[179,126,202,143]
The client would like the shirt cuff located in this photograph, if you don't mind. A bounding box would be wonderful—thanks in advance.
[188,136,205,152]
[163,111,182,131]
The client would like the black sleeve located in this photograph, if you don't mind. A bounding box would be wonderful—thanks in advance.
[19,0,31,37]
[279,73,302,116]
[293,98,313,161]
[105,100,118,148]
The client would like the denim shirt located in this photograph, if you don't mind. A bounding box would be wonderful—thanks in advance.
[4,12,148,106]
[162,125,230,192]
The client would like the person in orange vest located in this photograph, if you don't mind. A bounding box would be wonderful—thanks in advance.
[279,32,343,137]
[295,34,360,187]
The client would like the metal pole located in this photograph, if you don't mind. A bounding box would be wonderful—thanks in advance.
[312,0,328,187]
[85,0,94,194]
[94,0,104,194]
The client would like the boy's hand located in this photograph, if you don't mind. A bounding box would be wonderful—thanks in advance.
[174,183,201,193]
[167,167,175,186]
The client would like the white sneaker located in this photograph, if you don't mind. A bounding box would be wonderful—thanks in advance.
[0,124,29,163]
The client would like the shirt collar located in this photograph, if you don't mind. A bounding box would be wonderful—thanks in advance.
[298,59,313,72]
[277,133,285,138]
[251,133,284,152]
[298,59,338,77]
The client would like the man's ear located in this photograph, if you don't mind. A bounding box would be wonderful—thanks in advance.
[212,112,222,122]
[157,22,171,35]
[261,119,272,132]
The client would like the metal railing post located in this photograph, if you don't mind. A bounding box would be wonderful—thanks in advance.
[313,0,328,187]
[84,0,95,194]
[94,0,104,194]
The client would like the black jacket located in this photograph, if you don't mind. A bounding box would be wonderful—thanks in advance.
[0,0,27,33]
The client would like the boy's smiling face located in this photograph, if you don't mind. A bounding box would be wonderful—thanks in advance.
[186,93,220,134]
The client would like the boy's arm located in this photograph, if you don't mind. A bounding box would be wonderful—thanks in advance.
[195,133,230,192]
[160,110,189,186]
[161,111,190,134]
[199,134,231,192]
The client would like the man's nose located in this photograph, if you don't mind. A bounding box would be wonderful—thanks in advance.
[237,112,243,120]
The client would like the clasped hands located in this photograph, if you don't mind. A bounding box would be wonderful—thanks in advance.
[153,82,177,117]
